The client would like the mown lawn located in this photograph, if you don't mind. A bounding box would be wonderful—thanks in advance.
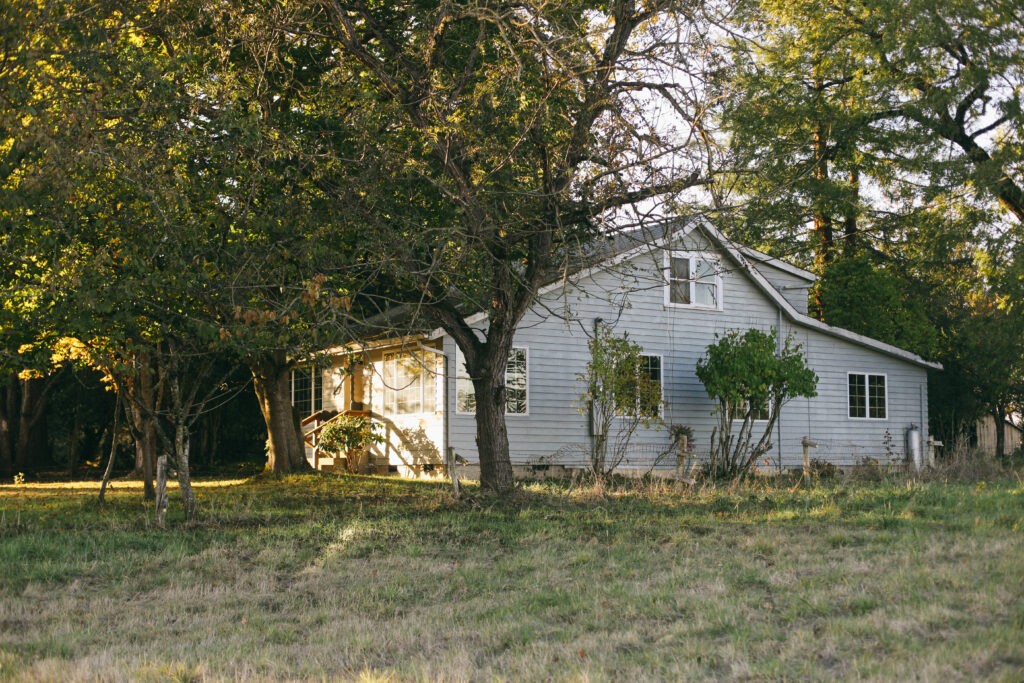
[1,473,1023,681]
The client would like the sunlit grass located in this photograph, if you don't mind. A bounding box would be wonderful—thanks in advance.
[1,473,1023,680]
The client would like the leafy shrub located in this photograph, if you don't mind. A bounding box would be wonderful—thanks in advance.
[696,328,817,479]
[318,415,384,454]
[577,323,664,478]
[807,458,839,479]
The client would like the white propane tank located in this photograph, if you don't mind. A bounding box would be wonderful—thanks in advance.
[906,425,922,471]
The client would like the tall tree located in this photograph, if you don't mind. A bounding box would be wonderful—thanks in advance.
[719,0,1024,266]
[2,0,365,479]
[279,0,718,492]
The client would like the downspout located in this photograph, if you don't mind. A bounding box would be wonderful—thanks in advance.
[776,305,784,473]
[590,317,603,442]
[920,383,927,452]
[774,283,812,473]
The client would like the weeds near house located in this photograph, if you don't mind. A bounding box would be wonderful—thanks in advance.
[1,472,1022,680]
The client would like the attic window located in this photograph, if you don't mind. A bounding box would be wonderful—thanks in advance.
[665,251,721,309]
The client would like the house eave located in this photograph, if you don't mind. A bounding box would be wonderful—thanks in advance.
[690,218,942,371]
[417,216,942,372]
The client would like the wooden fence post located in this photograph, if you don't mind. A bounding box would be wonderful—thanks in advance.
[155,454,169,527]
[801,437,818,480]
[447,447,460,496]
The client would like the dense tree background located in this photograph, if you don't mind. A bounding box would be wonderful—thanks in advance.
[715,0,1024,453]
[1,0,1022,495]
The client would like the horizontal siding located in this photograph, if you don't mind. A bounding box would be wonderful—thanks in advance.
[445,229,929,470]
[753,260,813,315]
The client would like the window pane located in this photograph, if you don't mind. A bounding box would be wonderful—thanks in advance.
[382,353,396,415]
[695,282,717,307]
[456,348,526,415]
[668,257,691,304]
[506,348,527,414]
[694,258,716,282]
[669,281,691,304]
[639,355,661,417]
[422,355,436,413]
[395,355,422,414]
[292,368,312,416]
[868,375,886,419]
[730,399,769,421]
[670,256,690,280]
[848,374,866,418]
[456,352,476,413]
[313,370,323,413]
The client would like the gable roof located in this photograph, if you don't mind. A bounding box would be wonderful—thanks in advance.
[684,218,941,370]
[737,245,817,282]
[412,217,940,370]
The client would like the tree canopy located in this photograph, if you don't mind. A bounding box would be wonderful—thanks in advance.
[1,0,1022,499]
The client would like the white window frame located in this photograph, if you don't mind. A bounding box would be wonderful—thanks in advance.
[380,351,437,416]
[847,372,888,420]
[664,250,723,311]
[729,398,771,422]
[290,366,323,416]
[455,346,529,416]
[614,353,664,419]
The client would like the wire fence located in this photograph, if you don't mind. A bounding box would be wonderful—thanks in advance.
[541,439,909,473]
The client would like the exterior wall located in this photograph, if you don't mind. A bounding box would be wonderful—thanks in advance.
[751,259,813,316]
[443,227,931,471]
[976,415,1024,456]
[309,344,446,470]
[364,342,446,468]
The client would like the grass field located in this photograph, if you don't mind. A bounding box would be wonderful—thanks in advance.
[1,472,1023,681]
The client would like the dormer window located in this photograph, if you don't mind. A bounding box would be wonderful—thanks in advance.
[665,251,722,309]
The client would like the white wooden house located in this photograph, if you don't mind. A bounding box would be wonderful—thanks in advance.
[295,219,940,476]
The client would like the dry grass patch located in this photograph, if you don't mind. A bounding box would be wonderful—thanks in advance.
[1,473,1023,680]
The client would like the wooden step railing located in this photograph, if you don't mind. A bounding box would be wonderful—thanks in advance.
[302,409,444,473]
[301,410,338,470]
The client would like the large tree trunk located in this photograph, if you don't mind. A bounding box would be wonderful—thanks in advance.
[993,409,1006,459]
[174,420,198,523]
[843,166,860,256]
[0,374,17,477]
[812,122,833,269]
[250,351,309,473]
[467,343,516,493]
[810,113,833,321]
[126,368,158,500]
[131,404,157,500]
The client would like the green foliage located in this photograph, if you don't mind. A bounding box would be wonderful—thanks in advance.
[720,0,1024,265]
[577,324,663,478]
[696,329,817,415]
[696,329,817,478]
[318,415,384,455]
[818,255,937,357]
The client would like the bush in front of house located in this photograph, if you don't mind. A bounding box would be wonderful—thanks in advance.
[696,328,818,479]
[318,415,384,455]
